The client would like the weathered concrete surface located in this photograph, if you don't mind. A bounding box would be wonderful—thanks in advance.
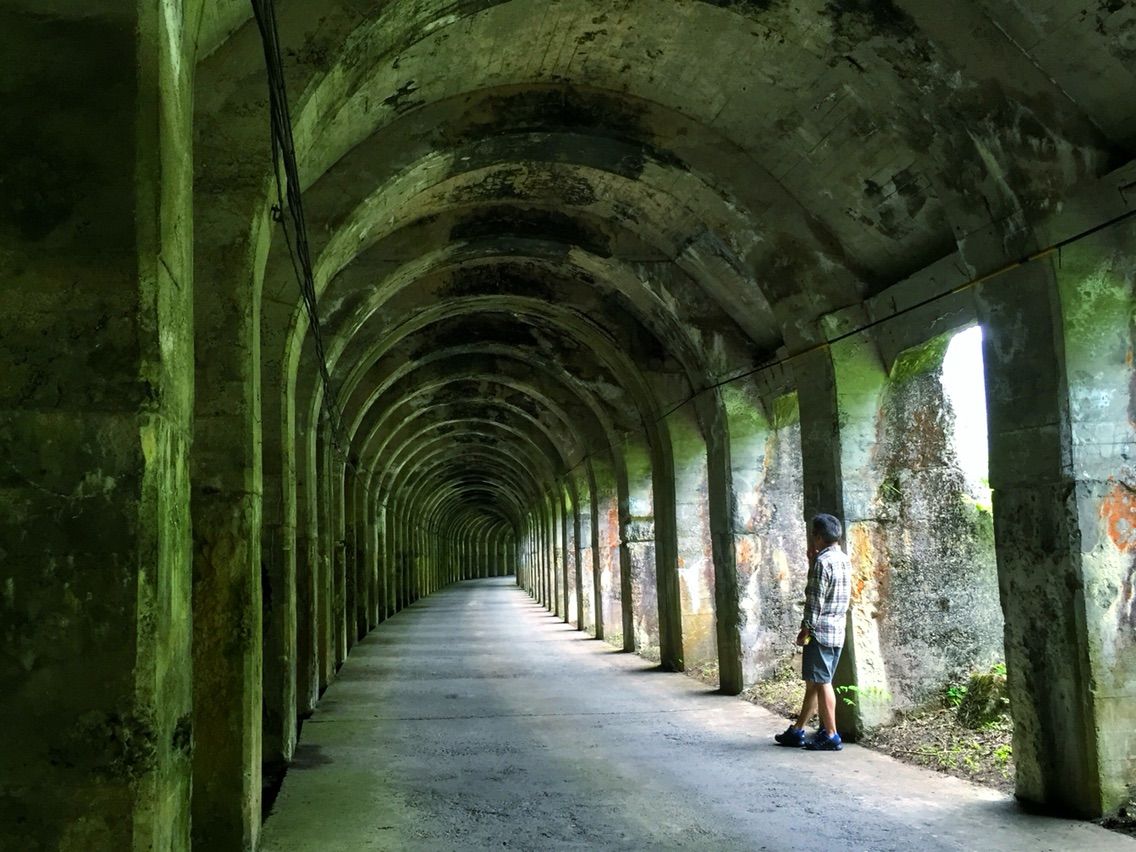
[0,7,196,850]
[872,336,1002,710]
[260,578,1131,852]
[728,387,808,686]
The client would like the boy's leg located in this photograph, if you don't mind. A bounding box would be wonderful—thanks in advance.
[818,682,838,736]
[795,681,818,729]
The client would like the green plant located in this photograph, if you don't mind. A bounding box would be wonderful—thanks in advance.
[962,492,993,514]
[993,743,1012,764]
[835,684,892,708]
[956,662,1010,729]
[880,477,903,500]
[944,683,968,708]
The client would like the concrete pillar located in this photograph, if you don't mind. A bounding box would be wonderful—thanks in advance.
[480,529,489,579]
[561,490,571,622]
[593,456,634,650]
[723,381,807,688]
[295,424,320,714]
[585,461,606,639]
[405,503,414,602]
[390,499,400,611]
[651,429,685,673]
[974,206,1136,816]
[413,523,422,595]
[260,346,298,779]
[668,408,719,679]
[191,213,264,850]
[330,454,348,665]
[343,466,360,644]
[358,477,372,632]
[538,505,547,604]
[623,438,660,657]
[396,499,407,610]
[548,495,561,615]
[796,319,892,740]
[575,469,596,633]
[552,493,565,622]
[314,431,334,685]
[700,390,746,696]
[373,500,386,620]
[570,477,585,629]
[0,8,194,849]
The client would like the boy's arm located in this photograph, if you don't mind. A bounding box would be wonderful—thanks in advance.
[801,559,819,634]
[801,560,831,635]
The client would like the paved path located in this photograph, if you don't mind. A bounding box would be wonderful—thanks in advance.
[261,577,1132,851]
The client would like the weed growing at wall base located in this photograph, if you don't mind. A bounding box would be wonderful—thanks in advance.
[835,684,892,708]
[862,706,1014,792]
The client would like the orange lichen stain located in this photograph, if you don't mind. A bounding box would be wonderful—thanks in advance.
[1100,481,1136,552]
[848,524,877,602]
[606,503,620,546]
[735,537,755,568]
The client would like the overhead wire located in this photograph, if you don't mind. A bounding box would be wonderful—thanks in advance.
[246,0,1135,492]
[250,0,358,474]
[562,198,1136,479]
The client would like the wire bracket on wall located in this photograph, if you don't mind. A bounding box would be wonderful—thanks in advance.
[250,0,359,474]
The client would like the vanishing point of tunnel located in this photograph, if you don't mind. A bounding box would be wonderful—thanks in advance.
[2,1,1136,850]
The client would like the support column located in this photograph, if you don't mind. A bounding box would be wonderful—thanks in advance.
[0,8,194,849]
[295,415,320,712]
[330,454,348,665]
[191,221,265,849]
[315,431,334,686]
[796,317,891,740]
[975,201,1136,816]
[260,336,298,780]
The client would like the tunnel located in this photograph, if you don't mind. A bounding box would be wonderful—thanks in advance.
[1,1,1136,849]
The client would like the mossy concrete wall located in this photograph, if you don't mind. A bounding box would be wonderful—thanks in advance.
[574,468,597,635]
[668,406,718,675]
[0,6,195,850]
[622,438,660,659]
[4,2,1136,839]
[872,341,1002,709]
[959,167,1136,816]
[797,329,893,737]
[594,465,623,647]
[1052,220,1136,813]
[727,387,808,686]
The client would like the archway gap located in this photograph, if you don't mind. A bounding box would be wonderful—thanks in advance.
[347,348,623,468]
[363,409,572,495]
[371,418,561,505]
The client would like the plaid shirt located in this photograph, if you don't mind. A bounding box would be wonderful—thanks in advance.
[801,544,851,648]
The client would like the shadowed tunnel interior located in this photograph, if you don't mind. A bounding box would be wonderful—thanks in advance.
[2,1,1136,849]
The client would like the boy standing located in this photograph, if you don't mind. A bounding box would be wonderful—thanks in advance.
[775,513,852,751]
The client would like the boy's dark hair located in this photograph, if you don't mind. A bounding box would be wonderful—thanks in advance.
[811,513,843,544]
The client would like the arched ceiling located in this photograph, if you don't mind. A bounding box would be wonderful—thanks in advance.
[192,0,1136,539]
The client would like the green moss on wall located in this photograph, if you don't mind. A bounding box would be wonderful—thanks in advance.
[890,333,951,383]
[771,392,800,429]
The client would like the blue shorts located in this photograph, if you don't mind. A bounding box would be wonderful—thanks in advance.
[802,641,842,684]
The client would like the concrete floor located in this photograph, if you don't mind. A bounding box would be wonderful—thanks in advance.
[260,578,1133,852]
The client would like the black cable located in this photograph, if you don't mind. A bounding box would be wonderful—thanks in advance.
[250,0,358,473]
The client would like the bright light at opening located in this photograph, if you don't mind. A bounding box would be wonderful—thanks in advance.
[940,326,990,497]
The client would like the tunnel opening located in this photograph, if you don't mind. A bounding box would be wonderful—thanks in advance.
[871,324,1003,713]
[859,323,1012,787]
